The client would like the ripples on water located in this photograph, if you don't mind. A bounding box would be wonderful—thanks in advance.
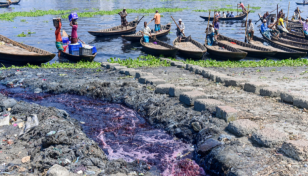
[0,0,306,63]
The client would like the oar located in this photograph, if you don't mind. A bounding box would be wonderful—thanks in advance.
[244,4,250,43]
[286,2,290,28]
[137,16,145,25]
[78,38,86,45]
[205,10,211,44]
[255,7,281,24]
[171,16,186,37]
[300,15,305,36]
[237,4,238,16]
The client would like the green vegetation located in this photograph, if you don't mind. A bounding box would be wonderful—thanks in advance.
[20,19,26,22]
[17,32,26,37]
[108,55,171,68]
[1,61,101,69]
[194,6,261,13]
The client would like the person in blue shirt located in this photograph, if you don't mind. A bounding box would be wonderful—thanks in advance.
[260,19,272,39]
[230,12,235,17]
[226,11,230,17]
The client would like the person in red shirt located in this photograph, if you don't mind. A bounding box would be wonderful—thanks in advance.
[55,19,63,58]
[238,2,247,13]
[70,19,78,44]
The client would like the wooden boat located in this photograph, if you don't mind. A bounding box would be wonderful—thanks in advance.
[200,11,250,21]
[121,23,171,42]
[260,30,308,52]
[140,37,178,57]
[88,16,143,37]
[0,3,10,7]
[0,34,55,64]
[172,36,207,59]
[278,33,308,46]
[60,51,97,62]
[205,42,247,61]
[0,0,20,5]
[218,35,277,57]
[296,2,308,5]
[252,36,306,59]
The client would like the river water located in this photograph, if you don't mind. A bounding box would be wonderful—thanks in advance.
[0,0,306,63]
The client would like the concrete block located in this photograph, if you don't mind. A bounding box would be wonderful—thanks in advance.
[101,62,108,67]
[251,128,287,148]
[216,106,238,122]
[179,91,208,106]
[135,71,153,78]
[260,87,281,97]
[194,99,224,113]
[190,65,199,72]
[224,77,247,87]
[177,64,185,68]
[119,68,130,74]
[169,86,194,97]
[113,66,127,71]
[244,82,269,94]
[281,140,308,161]
[195,67,204,75]
[155,84,175,94]
[125,69,137,77]
[293,96,308,109]
[201,69,213,78]
[147,79,166,85]
[2,99,17,109]
[186,64,193,70]
[215,74,229,84]
[209,72,223,82]
[138,76,157,84]
[280,92,300,104]
[171,61,182,66]
[106,63,120,69]
[227,119,259,137]
[0,112,10,127]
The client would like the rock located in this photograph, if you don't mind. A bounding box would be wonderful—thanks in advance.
[202,69,214,78]
[1,99,17,109]
[106,63,120,69]
[101,62,108,67]
[191,122,202,132]
[195,67,204,75]
[169,86,194,97]
[216,106,238,122]
[281,140,308,161]
[179,90,208,106]
[215,74,229,84]
[170,61,182,66]
[125,69,137,77]
[34,88,42,94]
[227,119,259,137]
[177,64,185,68]
[224,77,247,87]
[251,128,287,148]
[280,91,298,104]
[36,73,43,76]
[135,72,153,78]
[186,64,193,70]
[21,156,30,163]
[155,84,175,94]
[293,96,308,109]
[198,138,221,155]
[244,82,269,94]
[194,99,224,113]
[47,164,70,176]
[0,112,10,127]
[260,87,281,97]
[209,72,223,82]
[138,76,157,84]
[113,66,127,71]
[147,78,166,85]
[110,173,127,176]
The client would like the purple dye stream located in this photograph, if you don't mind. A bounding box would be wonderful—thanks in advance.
[0,87,206,176]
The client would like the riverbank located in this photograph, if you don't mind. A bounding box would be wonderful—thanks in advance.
[0,60,308,175]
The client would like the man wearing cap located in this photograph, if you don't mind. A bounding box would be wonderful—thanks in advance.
[141,21,152,43]
[261,19,271,39]
[205,24,215,46]
[151,10,161,33]
[238,2,247,13]
[118,8,128,29]
[176,19,185,42]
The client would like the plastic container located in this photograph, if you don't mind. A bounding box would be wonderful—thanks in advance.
[68,12,78,22]
[79,47,92,55]
[62,37,69,45]
[92,46,97,54]
[69,43,82,55]
[53,18,61,27]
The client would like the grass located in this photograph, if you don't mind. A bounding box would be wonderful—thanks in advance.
[194,6,261,13]
[108,55,171,68]
[0,61,101,69]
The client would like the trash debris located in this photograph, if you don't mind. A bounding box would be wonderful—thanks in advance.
[21,156,30,163]
[46,131,56,136]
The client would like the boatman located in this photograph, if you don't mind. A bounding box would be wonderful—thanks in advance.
[151,10,161,33]
[246,19,254,41]
[299,18,308,35]
[260,19,272,39]
[268,17,280,37]
[176,19,185,43]
[277,14,289,33]
[55,19,63,58]
[294,7,302,20]
[213,18,219,41]
[70,19,78,44]
[238,2,247,13]
[118,8,128,30]
[205,24,215,46]
[141,22,152,43]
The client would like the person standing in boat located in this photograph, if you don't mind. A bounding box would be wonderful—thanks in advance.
[246,19,254,41]
[299,18,308,35]
[238,2,247,13]
[205,24,215,46]
[176,19,185,43]
[151,10,161,33]
[269,17,280,37]
[213,18,219,41]
[277,9,283,19]
[55,19,63,58]
[294,7,302,20]
[70,19,78,44]
[277,14,289,33]
[141,22,152,43]
[118,8,128,30]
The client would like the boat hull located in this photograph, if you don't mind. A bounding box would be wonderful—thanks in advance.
[0,0,20,4]
[200,11,249,21]
[205,43,247,61]
[61,51,97,62]
[88,27,137,37]
[0,53,55,64]
[122,27,171,41]
[140,38,178,57]
[172,37,207,59]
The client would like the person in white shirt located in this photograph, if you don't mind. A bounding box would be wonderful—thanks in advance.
[222,12,226,18]
[141,22,151,43]
[176,19,185,42]
[205,24,215,46]
[246,19,254,41]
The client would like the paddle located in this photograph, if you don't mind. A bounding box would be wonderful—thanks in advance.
[255,7,281,24]
[237,4,238,16]
[286,2,290,28]
[244,5,250,43]
[300,15,305,36]
[171,16,186,37]
[205,10,211,44]
[137,16,145,25]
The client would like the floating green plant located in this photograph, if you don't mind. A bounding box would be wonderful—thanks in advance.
[17,32,26,37]
[20,19,26,22]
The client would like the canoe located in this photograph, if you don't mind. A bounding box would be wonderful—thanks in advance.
[0,0,20,5]
[218,35,277,57]
[121,23,171,42]
[140,37,178,57]
[0,3,10,7]
[296,2,308,5]
[60,51,97,62]
[205,42,247,61]
[278,33,308,46]
[200,11,250,21]
[260,30,308,52]
[172,36,207,59]
[252,36,307,59]
[88,16,143,37]
[0,34,55,64]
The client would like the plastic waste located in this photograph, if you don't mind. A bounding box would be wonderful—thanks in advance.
[46,131,56,136]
